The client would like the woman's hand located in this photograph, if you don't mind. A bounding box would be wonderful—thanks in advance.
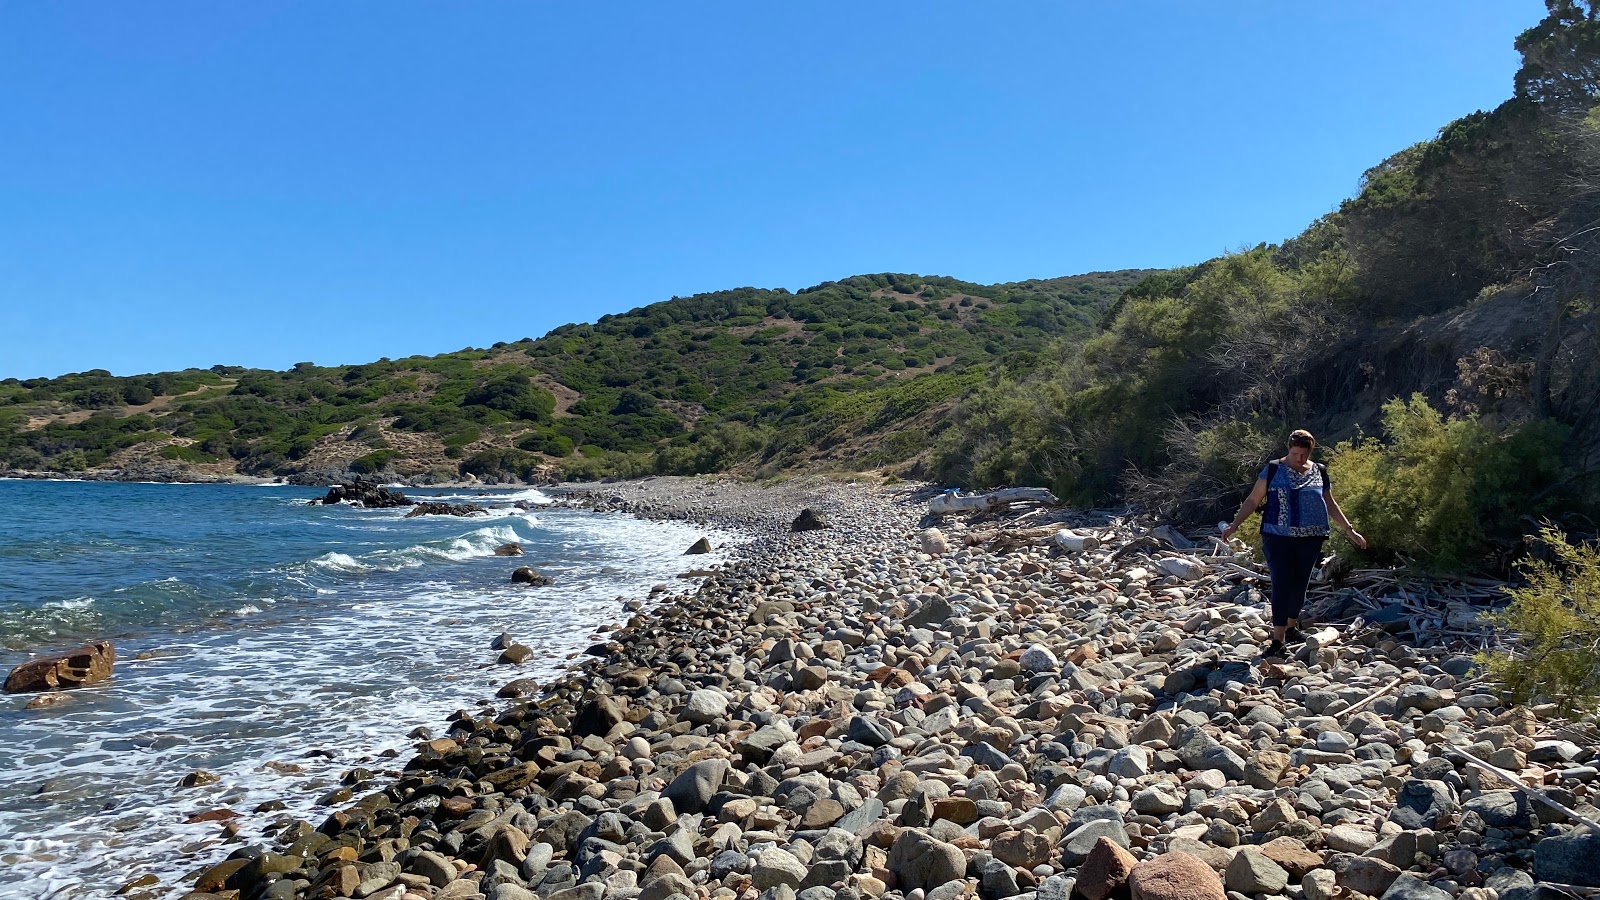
[1221,523,1239,542]
[1346,529,1368,550]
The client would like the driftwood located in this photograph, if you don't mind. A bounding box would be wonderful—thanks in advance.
[1338,677,1405,719]
[929,487,1059,517]
[1447,747,1600,833]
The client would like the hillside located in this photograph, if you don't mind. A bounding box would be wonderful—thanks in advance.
[933,0,1600,570]
[0,270,1155,483]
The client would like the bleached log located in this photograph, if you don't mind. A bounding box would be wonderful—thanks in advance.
[1054,529,1102,552]
[929,487,1059,516]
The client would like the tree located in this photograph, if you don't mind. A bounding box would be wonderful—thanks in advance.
[1516,0,1600,114]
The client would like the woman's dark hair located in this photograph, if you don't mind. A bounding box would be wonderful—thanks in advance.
[1288,429,1317,449]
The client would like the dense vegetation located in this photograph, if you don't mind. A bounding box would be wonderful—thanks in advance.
[935,0,1600,573]
[0,271,1150,482]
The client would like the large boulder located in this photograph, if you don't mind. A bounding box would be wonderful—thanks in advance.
[792,508,830,532]
[684,538,712,555]
[1128,852,1226,900]
[5,640,116,693]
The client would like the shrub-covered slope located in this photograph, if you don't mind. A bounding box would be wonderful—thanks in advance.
[934,0,1600,571]
[0,270,1153,482]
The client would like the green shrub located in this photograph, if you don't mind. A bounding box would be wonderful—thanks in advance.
[1331,394,1568,572]
[1484,526,1600,712]
[350,449,400,474]
[159,444,221,464]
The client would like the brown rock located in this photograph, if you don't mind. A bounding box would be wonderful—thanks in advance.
[1128,851,1227,900]
[183,808,240,824]
[685,537,712,554]
[498,644,534,664]
[1245,749,1290,789]
[932,797,978,825]
[194,858,250,892]
[439,796,475,818]
[4,640,115,693]
[992,830,1055,869]
[1259,837,1324,879]
[1079,836,1140,900]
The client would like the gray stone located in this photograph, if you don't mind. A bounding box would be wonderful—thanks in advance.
[640,872,698,900]
[1107,746,1150,779]
[544,886,604,900]
[836,798,885,834]
[1389,779,1457,829]
[1535,829,1600,888]
[1395,685,1448,714]
[1173,727,1245,780]
[1021,644,1060,673]
[1226,848,1288,895]
[1462,790,1529,828]
[1046,783,1087,812]
[1061,819,1129,867]
[662,759,728,814]
[488,885,542,900]
[887,829,966,891]
[1303,870,1337,900]
[754,848,809,891]
[682,689,728,725]
[1380,875,1453,900]
[848,716,893,748]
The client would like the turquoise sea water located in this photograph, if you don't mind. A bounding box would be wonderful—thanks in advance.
[0,480,728,899]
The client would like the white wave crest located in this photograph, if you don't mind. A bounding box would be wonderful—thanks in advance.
[48,597,95,610]
[309,552,369,573]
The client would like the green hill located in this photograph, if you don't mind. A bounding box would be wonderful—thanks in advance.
[933,0,1600,570]
[0,270,1154,482]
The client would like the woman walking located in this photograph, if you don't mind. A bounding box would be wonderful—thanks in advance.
[1222,430,1366,657]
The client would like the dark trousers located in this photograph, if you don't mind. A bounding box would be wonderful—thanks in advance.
[1261,533,1326,628]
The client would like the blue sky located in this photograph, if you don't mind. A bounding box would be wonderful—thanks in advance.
[0,2,1545,380]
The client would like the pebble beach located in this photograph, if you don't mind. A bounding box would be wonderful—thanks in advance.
[167,475,1600,900]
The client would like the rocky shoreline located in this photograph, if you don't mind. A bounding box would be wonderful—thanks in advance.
[173,476,1600,900]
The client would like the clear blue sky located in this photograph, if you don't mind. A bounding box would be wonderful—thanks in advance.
[0,2,1545,380]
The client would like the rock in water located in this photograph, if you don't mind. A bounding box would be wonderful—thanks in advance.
[405,501,486,518]
[24,692,71,709]
[792,508,829,531]
[5,640,115,693]
[313,481,411,508]
[511,567,554,586]
[1128,852,1226,900]
[494,542,524,556]
[684,537,712,554]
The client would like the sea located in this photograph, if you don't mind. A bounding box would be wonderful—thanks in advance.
[0,479,731,900]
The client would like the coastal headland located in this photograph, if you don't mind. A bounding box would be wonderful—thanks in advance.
[160,475,1598,900]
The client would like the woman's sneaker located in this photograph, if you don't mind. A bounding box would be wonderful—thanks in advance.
[1261,639,1287,659]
